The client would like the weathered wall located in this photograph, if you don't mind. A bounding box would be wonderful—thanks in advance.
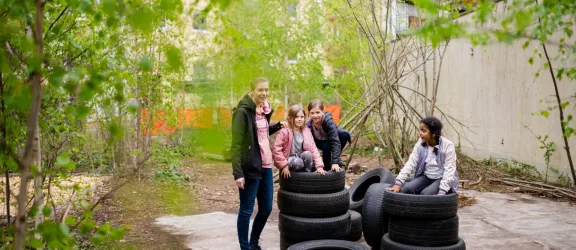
[402,2,576,182]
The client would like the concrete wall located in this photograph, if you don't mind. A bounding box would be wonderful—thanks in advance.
[401,2,576,182]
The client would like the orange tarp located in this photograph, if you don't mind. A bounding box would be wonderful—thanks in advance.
[140,105,341,135]
[141,108,213,135]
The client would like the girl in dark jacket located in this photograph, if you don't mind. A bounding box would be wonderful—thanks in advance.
[231,77,283,250]
[306,100,351,172]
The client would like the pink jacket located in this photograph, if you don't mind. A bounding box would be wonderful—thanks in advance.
[273,127,324,169]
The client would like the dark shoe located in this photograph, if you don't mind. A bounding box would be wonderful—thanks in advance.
[249,244,262,250]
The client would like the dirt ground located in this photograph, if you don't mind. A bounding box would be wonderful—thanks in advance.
[89,153,573,250]
[89,155,382,250]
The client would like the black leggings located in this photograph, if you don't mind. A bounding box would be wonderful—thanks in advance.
[315,129,351,171]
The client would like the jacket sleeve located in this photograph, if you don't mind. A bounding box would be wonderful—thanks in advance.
[395,139,421,186]
[439,142,457,194]
[273,129,289,169]
[324,120,342,165]
[269,122,282,135]
[304,129,324,168]
[231,109,247,180]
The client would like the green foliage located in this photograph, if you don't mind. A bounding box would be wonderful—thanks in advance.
[152,143,190,183]
[0,0,199,247]
[213,0,340,107]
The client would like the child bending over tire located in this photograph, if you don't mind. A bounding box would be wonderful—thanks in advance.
[273,104,326,178]
[387,117,459,195]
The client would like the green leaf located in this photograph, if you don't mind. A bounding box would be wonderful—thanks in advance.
[42,206,52,217]
[528,57,534,65]
[65,217,76,225]
[564,127,574,138]
[110,228,126,240]
[98,224,111,234]
[91,233,104,245]
[80,220,96,234]
[108,122,125,144]
[165,45,183,71]
[568,115,573,122]
[102,0,116,16]
[412,0,437,14]
[83,210,94,219]
[59,223,70,236]
[140,55,154,72]
[557,68,565,81]
[522,40,530,50]
[56,153,76,170]
[29,238,43,249]
[565,28,573,37]
[28,205,39,218]
[561,101,570,110]
[76,104,91,119]
[129,6,157,33]
[540,111,550,118]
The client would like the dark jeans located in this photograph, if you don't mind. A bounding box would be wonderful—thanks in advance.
[402,175,443,195]
[315,129,351,171]
[237,168,273,250]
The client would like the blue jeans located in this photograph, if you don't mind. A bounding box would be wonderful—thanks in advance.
[315,129,351,171]
[237,168,273,250]
[402,175,443,195]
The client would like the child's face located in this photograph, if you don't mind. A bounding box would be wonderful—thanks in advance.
[419,123,432,144]
[309,107,323,124]
[294,111,305,128]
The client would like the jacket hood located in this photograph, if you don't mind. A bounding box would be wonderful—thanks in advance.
[234,95,272,114]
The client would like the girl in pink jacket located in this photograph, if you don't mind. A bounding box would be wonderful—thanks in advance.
[273,105,325,178]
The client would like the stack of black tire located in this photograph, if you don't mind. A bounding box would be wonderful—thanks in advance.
[347,168,396,243]
[360,179,466,250]
[277,171,351,250]
[381,191,465,250]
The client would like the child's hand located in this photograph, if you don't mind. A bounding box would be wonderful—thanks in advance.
[386,185,401,193]
[282,166,291,179]
[316,167,327,175]
[280,121,288,128]
[331,164,342,172]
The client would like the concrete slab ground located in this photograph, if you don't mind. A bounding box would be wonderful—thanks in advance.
[154,191,576,250]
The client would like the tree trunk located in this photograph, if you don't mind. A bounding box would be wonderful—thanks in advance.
[33,120,43,230]
[1,71,10,226]
[15,0,44,248]
[541,43,576,186]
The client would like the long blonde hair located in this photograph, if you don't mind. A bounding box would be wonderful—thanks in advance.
[287,104,306,131]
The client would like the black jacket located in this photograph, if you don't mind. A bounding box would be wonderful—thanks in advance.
[306,111,341,165]
[231,95,281,180]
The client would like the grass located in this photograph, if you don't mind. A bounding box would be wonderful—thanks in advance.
[97,179,198,250]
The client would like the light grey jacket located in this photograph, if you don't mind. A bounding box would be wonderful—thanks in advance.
[395,136,458,193]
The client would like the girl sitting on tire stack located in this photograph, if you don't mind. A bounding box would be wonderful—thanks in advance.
[380,116,465,250]
[387,116,459,195]
[274,105,351,250]
[273,104,325,176]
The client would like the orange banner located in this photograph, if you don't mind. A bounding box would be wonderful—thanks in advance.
[141,105,341,135]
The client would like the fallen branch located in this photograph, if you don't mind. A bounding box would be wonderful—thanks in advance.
[489,178,576,200]
[498,178,576,196]
[470,173,483,186]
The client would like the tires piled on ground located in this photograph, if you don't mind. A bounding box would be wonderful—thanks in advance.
[361,183,392,249]
[376,190,465,250]
[287,239,371,250]
[349,167,396,214]
[278,170,351,250]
